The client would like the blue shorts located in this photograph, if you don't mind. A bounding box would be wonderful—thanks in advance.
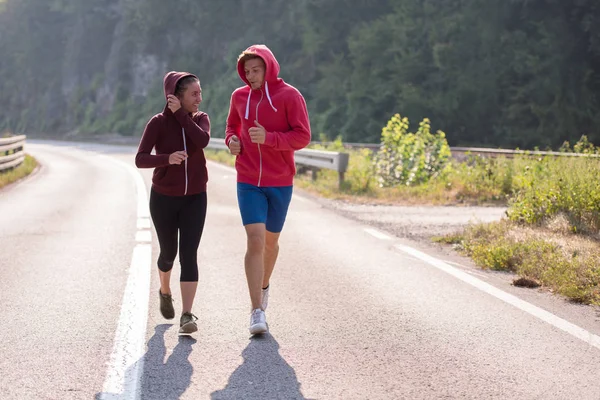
[237,183,293,233]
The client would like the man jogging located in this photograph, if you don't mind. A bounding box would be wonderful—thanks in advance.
[225,44,311,335]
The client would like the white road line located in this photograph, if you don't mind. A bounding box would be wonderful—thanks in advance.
[135,230,151,243]
[99,158,152,400]
[364,228,392,240]
[137,217,150,229]
[395,244,600,351]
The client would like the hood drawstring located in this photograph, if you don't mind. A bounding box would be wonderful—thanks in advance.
[264,82,278,113]
[244,90,251,120]
[244,81,278,120]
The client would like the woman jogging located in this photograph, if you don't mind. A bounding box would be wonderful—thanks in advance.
[135,71,210,334]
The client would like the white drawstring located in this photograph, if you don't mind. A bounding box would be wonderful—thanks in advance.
[244,82,278,120]
[244,90,251,120]
[265,82,278,113]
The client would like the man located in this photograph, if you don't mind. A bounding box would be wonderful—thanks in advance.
[225,44,311,335]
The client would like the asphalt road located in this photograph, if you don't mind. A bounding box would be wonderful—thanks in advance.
[1,141,599,400]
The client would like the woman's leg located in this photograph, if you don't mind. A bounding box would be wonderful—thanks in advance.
[178,192,207,313]
[149,189,179,296]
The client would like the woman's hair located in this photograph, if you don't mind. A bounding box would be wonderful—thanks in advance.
[174,75,199,99]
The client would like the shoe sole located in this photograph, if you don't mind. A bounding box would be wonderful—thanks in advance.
[179,322,198,334]
[161,311,175,320]
[249,322,268,335]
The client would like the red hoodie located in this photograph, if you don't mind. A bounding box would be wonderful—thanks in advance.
[225,45,311,187]
[135,71,210,196]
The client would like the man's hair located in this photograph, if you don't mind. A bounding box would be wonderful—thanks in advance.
[238,51,264,66]
[174,75,199,99]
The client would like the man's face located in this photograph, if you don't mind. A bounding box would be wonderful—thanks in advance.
[244,58,266,90]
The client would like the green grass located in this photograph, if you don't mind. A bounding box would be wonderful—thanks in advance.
[294,149,520,205]
[435,219,600,305]
[204,149,235,167]
[0,154,38,189]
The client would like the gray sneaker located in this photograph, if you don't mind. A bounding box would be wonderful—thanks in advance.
[159,290,175,320]
[179,312,198,334]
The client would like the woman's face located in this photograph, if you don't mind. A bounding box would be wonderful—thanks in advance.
[179,81,202,113]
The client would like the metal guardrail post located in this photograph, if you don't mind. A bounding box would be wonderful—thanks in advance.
[0,135,27,173]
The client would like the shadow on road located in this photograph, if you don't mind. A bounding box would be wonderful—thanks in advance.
[211,333,308,400]
[95,324,195,400]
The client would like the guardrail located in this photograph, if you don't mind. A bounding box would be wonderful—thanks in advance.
[207,138,350,187]
[0,135,26,173]
[313,141,600,160]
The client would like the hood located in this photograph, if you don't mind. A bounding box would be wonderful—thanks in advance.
[237,44,280,87]
[163,70,198,100]
[237,45,281,119]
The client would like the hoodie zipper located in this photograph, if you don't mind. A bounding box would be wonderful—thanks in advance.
[255,89,264,187]
[181,127,188,195]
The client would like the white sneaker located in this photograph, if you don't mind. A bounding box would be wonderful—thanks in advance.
[249,308,268,335]
[261,286,270,311]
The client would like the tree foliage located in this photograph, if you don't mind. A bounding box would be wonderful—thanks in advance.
[0,0,598,148]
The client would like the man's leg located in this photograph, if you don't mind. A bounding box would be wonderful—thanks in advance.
[262,185,293,290]
[263,231,280,289]
[237,183,269,311]
[244,223,266,310]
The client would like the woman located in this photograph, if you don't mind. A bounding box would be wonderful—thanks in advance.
[135,71,210,334]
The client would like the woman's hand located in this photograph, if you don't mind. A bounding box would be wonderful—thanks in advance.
[167,95,181,113]
[169,151,188,165]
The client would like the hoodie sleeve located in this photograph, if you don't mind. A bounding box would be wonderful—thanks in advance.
[135,116,171,168]
[225,93,241,146]
[173,109,210,149]
[263,94,311,151]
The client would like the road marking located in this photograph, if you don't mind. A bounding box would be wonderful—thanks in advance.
[364,228,392,240]
[99,158,152,400]
[137,217,150,229]
[135,230,151,243]
[395,244,600,351]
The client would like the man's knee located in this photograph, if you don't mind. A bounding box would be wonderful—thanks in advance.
[247,233,265,254]
[264,238,279,254]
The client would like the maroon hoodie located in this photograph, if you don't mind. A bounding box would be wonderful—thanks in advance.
[135,71,210,196]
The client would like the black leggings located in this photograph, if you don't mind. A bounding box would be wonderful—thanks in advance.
[149,189,207,282]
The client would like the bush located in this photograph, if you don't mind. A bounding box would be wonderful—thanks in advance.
[506,156,600,234]
[374,114,451,187]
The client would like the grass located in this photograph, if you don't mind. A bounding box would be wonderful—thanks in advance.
[0,154,38,189]
[204,149,235,167]
[435,218,600,305]
[294,148,520,206]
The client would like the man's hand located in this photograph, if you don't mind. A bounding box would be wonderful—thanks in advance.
[229,135,241,155]
[169,151,187,165]
[167,94,181,113]
[249,120,266,144]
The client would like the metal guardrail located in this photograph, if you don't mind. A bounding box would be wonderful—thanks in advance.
[314,141,600,160]
[207,138,350,187]
[0,135,26,173]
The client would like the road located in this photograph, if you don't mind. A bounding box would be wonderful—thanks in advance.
[0,141,599,400]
